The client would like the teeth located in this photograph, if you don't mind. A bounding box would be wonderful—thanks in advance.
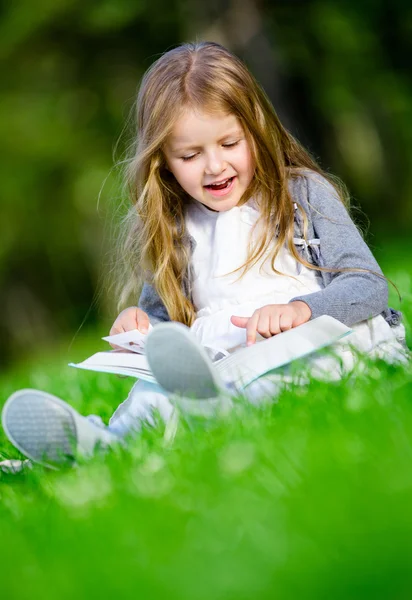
[209,178,230,186]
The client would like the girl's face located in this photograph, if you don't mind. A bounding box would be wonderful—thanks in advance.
[163,108,255,212]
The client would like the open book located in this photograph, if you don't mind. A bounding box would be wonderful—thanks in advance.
[69,316,353,389]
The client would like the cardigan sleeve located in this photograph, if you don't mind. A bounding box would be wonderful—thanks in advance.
[138,282,170,324]
[290,173,388,326]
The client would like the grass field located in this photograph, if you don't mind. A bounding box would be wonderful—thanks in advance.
[1,241,412,599]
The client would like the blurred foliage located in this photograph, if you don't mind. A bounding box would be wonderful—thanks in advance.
[0,0,183,363]
[265,0,412,222]
[0,0,411,365]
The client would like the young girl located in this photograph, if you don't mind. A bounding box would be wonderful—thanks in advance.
[1,41,408,470]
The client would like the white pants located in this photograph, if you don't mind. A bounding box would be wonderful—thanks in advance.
[106,374,290,437]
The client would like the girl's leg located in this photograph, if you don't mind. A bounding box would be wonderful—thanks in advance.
[0,379,223,469]
[143,323,350,406]
[241,372,294,405]
[108,379,174,436]
[1,389,120,468]
[145,322,235,403]
[145,322,308,407]
[108,377,231,437]
[1,382,177,468]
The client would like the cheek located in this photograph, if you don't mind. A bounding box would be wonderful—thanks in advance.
[231,141,254,174]
[171,163,200,190]
[239,148,255,178]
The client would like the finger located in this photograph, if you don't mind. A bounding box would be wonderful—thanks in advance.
[269,313,281,335]
[256,312,271,338]
[230,315,249,328]
[120,308,144,332]
[279,313,293,332]
[111,308,149,335]
[246,311,260,346]
[135,308,150,334]
[109,324,126,336]
[109,306,150,337]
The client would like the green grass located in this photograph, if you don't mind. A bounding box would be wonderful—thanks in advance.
[1,242,412,600]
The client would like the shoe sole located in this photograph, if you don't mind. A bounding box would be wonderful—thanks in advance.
[145,323,225,400]
[1,389,78,469]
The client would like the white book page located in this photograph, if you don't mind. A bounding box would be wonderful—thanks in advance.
[215,315,353,388]
[69,361,156,383]
[102,325,153,354]
[70,350,151,370]
[69,350,157,383]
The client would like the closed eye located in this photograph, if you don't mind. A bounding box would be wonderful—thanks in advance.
[180,140,241,161]
[222,140,240,148]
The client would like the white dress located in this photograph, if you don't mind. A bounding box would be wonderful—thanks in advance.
[185,198,408,384]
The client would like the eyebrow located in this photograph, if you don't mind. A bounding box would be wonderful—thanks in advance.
[169,129,244,153]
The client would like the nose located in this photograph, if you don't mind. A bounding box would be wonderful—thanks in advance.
[204,149,226,176]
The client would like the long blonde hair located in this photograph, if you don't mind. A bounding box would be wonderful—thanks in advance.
[118,41,354,325]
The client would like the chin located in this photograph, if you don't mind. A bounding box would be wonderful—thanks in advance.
[214,198,241,211]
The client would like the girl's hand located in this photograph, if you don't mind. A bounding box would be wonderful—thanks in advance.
[230,301,311,346]
[109,307,150,347]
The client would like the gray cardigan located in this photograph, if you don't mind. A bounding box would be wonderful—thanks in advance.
[138,171,401,328]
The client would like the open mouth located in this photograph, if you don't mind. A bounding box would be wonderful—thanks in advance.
[204,176,235,192]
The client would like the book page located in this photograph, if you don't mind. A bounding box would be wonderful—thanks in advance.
[69,350,157,383]
[71,350,150,369]
[215,315,353,389]
[102,325,153,354]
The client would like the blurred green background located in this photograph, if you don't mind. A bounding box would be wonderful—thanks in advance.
[1,0,411,367]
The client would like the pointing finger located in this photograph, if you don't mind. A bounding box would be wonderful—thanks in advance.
[246,311,260,346]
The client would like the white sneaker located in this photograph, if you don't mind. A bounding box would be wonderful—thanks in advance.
[145,323,230,400]
[1,389,119,469]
